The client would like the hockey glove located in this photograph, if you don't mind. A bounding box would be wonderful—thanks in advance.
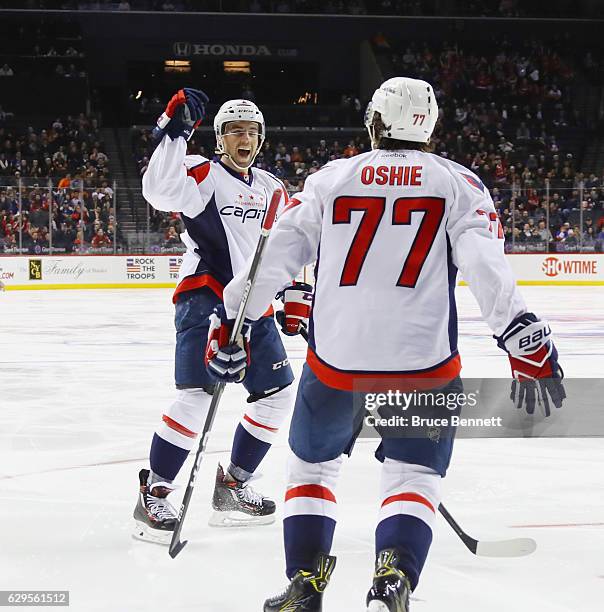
[495,312,566,416]
[154,88,209,141]
[205,304,251,383]
[275,282,313,336]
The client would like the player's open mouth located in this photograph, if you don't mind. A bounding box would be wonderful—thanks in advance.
[238,148,251,157]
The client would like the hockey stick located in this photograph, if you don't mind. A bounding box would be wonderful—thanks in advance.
[169,188,282,559]
[296,327,536,558]
[438,503,536,557]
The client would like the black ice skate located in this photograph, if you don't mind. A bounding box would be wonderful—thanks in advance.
[208,463,276,527]
[263,553,337,612]
[132,468,177,545]
[366,549,411,612]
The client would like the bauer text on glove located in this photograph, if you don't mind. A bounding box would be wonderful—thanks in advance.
[495,312,566,416]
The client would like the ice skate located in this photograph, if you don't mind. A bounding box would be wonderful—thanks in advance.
[132,469,177,545]
[366,549,411,612]
[208,463,276,527]
[263,553,336,612]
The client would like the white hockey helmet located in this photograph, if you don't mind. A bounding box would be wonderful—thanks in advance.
[365,77,438,144]
[214,99,265,170]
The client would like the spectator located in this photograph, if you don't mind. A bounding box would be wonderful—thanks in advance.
[164,226,180,247]
[343,140,359,157]
[556,222,571,241]
[0,64,14,76]
[537,220,553,243]
[72,227,86,252]
[91,227,111,249]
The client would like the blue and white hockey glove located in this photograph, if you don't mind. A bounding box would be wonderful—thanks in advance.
[495,312,566,416]
[153,88,209,141]
[205,304,251,383]
[275,282,313,336]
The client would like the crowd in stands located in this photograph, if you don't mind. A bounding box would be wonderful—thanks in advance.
[3,29,604,254]
[0,16,86,79]
[0,182,118,254]
[0,53,87,80]
[127,35,604,253]
[0,115,117,253]
[0,56,87,80]
[377,38,604,251]
[3,0,592,18]
[131,125,604,254]
[0,115,108,183]
[1,0,366,12]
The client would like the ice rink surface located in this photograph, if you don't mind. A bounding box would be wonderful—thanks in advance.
[1,286,603,612]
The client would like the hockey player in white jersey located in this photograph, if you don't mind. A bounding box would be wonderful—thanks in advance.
[207,77,566,611]
[133,88,302,543]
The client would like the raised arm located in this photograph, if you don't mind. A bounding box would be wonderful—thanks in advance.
[141,88,210,217]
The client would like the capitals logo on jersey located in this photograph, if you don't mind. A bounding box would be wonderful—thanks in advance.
[220,192,267,223]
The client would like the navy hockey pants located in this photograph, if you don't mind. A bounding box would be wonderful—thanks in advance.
[174,287,294,396]
[289,364,461,476]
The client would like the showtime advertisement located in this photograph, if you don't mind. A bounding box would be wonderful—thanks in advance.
[506,254,603,284]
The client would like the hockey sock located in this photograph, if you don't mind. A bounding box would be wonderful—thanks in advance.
[376,458,441,590]
[228,425,270,482]
[285,515,336,578]
[375,515,432,589]
[283,454,342,579]
[229,385,294,481]
[149,388,212,482]
[149,434,189,482]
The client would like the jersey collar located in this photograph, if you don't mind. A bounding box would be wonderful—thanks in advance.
[218,160,254,186]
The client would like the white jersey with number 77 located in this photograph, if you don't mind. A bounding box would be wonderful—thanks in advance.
[224,148,527,391]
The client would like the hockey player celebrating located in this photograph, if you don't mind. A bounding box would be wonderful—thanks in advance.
[207,77,566,611]
[133,88,303,543]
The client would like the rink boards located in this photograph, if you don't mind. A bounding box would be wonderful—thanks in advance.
[0,253,603,289]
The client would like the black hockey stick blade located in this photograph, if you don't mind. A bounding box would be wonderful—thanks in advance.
[439,503,536,558]
[169,537,187,559]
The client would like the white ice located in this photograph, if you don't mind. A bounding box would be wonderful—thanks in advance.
[1,286,603,612]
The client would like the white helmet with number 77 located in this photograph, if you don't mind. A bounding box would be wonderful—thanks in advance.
[365,77,438,145]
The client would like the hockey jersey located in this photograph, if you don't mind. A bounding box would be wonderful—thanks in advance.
[142,136,287,302]
[223,148,527,390]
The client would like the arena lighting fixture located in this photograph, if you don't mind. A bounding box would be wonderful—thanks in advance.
[295,91,319,104]
[135,90,142,100]
[223,60,251,74]
[164,59,191,73]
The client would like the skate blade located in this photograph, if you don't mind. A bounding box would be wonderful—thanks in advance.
[367,601,391,612]
[132,520,172,546]
[208,510,275,528]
